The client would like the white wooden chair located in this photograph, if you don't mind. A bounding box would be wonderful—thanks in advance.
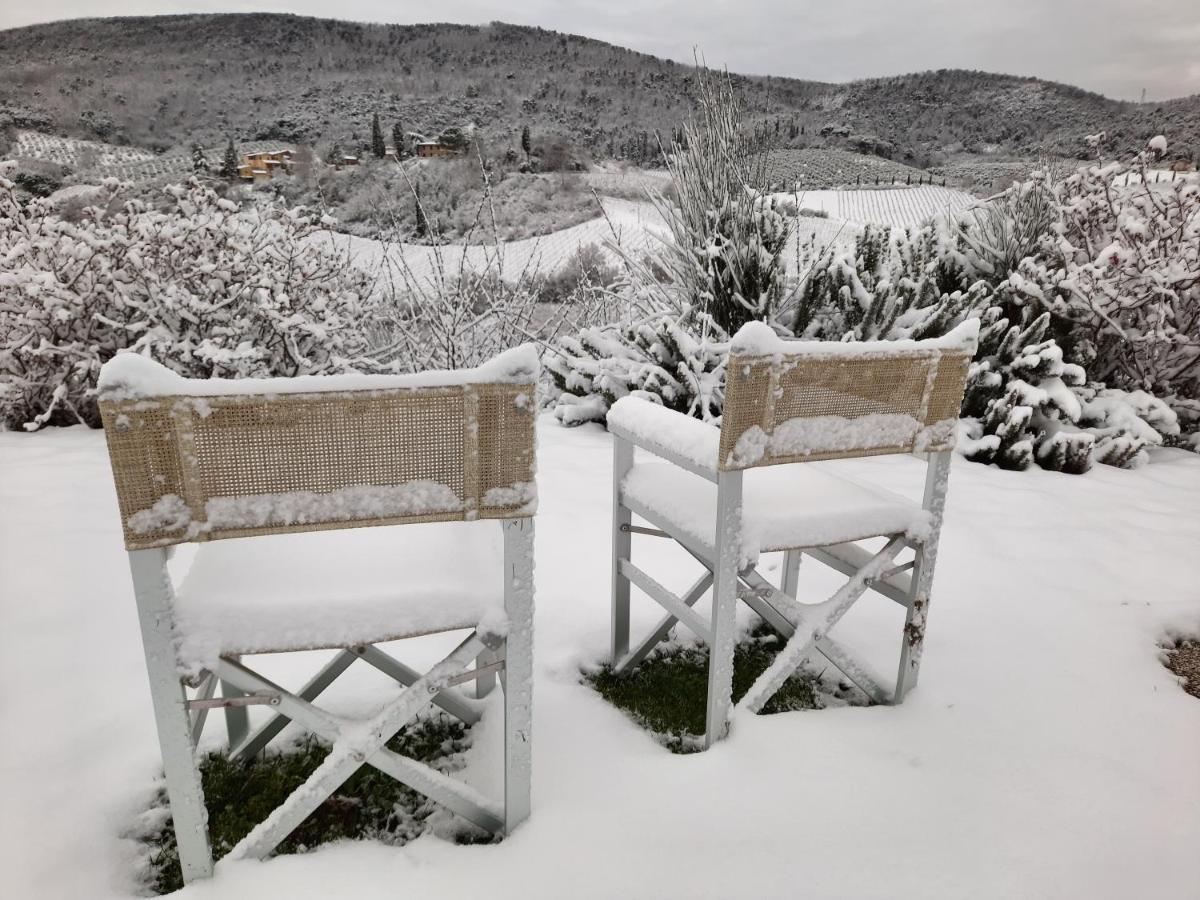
[607,320,978,748]
[98,348,539,884]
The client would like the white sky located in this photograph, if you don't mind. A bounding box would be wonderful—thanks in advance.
[2,1,1198,102]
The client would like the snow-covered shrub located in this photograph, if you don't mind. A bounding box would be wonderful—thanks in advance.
[786,223,985,341]
[620,65,791,336]
[545,315,724,426]
[0,176,381,430]
[960,309,1094,472]
[1026,139,1199,399]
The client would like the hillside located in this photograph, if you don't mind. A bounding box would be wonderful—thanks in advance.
[1,14,1197,167]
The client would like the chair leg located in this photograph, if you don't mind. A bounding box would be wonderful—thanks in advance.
[502,517,534,832]
[475,647,499,699]
[221,663,250,748]
[704,471,743,749]
[895,449,953,702]
[128,549,214,884]
[781,549,801,598]
[611,436,633,664]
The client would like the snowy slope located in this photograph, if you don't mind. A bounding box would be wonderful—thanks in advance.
[1,422,1197,900]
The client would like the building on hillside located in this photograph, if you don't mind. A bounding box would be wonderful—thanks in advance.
[415,142,459,159]
[237,148,294,182]
[1170,158,1195,173]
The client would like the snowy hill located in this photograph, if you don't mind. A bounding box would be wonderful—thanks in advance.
[1,14,1196,164]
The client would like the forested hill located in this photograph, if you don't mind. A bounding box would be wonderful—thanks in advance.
[1,14,1196,165]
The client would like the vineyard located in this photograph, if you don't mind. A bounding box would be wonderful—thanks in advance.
[6,129,295,180]
[763,148,932,190]
[11,130,156,168]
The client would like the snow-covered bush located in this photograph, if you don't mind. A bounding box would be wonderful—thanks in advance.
[0,176,382,430]
[546,315,725,426]
[960,309,1095,472]
[618,65,791,336]
[1026,139,1199,399]
[786,223,984,341]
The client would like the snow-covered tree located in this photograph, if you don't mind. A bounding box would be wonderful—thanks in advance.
[1026,138,1199,399]
[219,140,238,180]
[371,113,385,159]
[191,143,208,175]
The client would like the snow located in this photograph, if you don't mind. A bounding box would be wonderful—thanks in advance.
[98,345,539,400]
[1,421,1198,900]
[731,318,980,358]
[607,396,720,473]
[203,481,464,531]
[170,522,507,671]
[728,413,932,468]
[623,460,930,567]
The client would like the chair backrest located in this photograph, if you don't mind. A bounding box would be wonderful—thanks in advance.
[718,321,978,471]
[98,349,539,550]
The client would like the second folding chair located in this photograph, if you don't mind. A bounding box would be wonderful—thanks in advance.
[608,320,978,748]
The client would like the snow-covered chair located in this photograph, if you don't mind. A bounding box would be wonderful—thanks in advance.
[608,320,978,748]
[97,349,539,884]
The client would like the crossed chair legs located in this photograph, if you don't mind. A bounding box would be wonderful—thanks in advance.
[129,518,534,885]
[611,454,952,749]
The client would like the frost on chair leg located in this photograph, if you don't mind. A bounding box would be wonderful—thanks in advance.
[704,470,743,748]
[502,516,535,831]
[895,449,953,701]
[128,548,214,883]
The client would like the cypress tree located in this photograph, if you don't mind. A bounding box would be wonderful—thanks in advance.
[219,140,238,180]
[191,144,208,175]
[392,122,405,159]
[414,185,428,238]
[521,124,532,162]
[371,113,385,159]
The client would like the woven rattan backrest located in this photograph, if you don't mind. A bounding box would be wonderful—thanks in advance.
[719,346,971,471]
[101,383,537,550]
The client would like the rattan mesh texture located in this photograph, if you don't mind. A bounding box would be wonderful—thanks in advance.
[718,349,971,470]
[101,383,536,550]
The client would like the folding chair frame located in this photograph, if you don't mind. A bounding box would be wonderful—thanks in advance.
[129,516,534,883]
[610,438,953,750]
[100,361,540,885]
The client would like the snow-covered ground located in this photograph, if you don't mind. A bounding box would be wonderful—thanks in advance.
[327,184,974,285]
[1,421,1197,899]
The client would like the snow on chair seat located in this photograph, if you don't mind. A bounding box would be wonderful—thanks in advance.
[172,521,507,671]
[609,319,979,749]
[621,462,930,570]
[97,348,538,886]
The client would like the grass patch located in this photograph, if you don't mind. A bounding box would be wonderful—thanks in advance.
[1164,639,1200,700]
[587,629,834,753]
[142,714,474,894]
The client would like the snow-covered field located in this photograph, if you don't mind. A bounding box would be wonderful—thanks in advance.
[332,185,974,284]
[12,129,157,168]
[1,421,1197,899]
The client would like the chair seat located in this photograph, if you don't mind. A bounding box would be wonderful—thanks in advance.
[621,461,931,565]
[172,520,506,670]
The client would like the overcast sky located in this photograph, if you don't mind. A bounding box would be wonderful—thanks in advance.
[2,1,1198,102]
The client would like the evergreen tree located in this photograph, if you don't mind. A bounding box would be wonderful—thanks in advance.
[219,140,238,180]
[191,144,208,175]
[327,143,343,166]
[521,124,531,162]
[371,113,385,159]
[391,122,405,159]
[414,185,428,238]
